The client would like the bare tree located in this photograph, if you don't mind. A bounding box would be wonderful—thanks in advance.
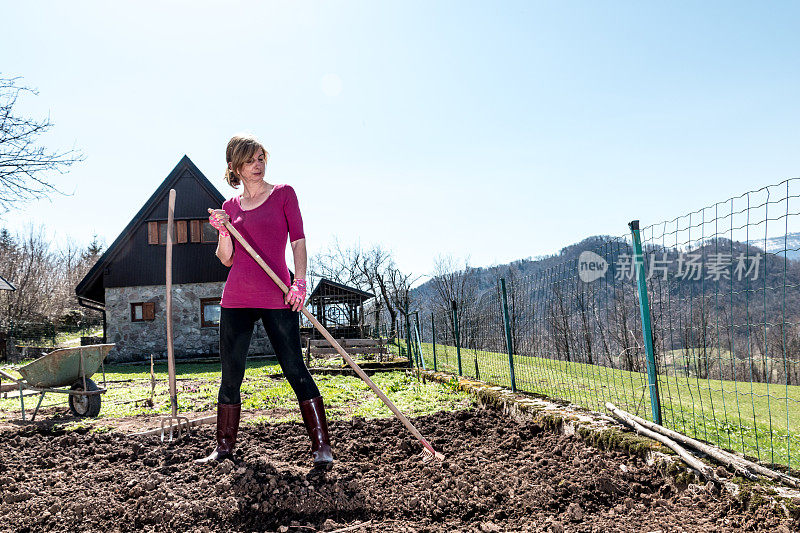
[310,239,417,338]
[359,245,402,336]
[681,297,714,379]
[389,266,419,317]
[309,237,365,288]
[610,286,637,371]
[498,267,524,355]
[0,76,84,212]
[0,226,103,328]
[546,283,572,362]
[575,282,594,364]
[430,254,478,341]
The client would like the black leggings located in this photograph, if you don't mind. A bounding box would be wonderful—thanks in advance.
[218,307,320,404]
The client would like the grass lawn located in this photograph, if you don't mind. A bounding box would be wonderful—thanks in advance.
[398,339,800,470]
[0,359,473,429]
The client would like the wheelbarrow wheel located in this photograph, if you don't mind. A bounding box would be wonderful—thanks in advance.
[69,379,101,417]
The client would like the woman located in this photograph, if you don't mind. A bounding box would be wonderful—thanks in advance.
[197,133,333,467]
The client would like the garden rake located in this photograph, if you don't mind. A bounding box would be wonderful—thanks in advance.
[214,212,445,462]
[161,189,190,442]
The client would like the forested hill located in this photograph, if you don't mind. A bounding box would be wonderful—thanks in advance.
[411,233,800,313]
[411,235,622,304]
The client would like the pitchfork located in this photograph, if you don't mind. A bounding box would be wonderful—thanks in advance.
[161,189,190,441]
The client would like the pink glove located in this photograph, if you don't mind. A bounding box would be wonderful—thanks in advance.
[286,279,307,310]
[208,210,230,237]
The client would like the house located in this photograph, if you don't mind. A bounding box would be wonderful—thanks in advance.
[75,156,272,362]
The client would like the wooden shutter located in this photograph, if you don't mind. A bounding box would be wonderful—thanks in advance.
[143,302,155,321]
[147,222,159,245]
[190,220,201,243]
[176,221,188,243]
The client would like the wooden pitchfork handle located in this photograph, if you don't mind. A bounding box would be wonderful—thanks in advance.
[162,189,189,441]
[166,189,178,416]
[220,218,444,461]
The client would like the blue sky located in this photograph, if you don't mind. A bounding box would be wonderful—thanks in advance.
[2,1,799,283]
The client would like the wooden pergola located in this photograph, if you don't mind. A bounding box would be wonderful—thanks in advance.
[305,278,375,339]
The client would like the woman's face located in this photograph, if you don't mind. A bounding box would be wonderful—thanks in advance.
[237,149,266,182]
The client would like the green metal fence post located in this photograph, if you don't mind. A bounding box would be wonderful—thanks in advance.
[452,300,463,376]
[409,310,419,367]
[404,303,414,368]
[629,220,662,425]
[431,313,437,372]
[397,320,402,358]
[500,278,517,392]
[413,312,425,370]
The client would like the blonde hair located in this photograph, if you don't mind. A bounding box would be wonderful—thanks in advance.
[224,133,269,188]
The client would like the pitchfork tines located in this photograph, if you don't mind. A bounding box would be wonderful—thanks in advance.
[159,414,191,442]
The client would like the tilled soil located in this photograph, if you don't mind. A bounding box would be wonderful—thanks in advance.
[0,407,797,532]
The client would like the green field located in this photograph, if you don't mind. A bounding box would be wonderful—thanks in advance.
[398,339,800,471]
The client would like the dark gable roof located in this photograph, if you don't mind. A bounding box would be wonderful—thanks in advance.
[75,155,225,302]
[308,277,375,304]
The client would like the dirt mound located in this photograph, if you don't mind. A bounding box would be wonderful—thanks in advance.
[0,408,795,532]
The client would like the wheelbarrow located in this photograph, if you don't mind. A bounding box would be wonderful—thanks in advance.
[0,344,115,421]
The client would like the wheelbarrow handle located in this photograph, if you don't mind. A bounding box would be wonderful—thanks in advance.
[0,368,22,383]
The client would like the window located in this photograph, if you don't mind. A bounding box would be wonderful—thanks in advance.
[131,302,155,322]
[200,298,221,327]
[201,221,218,243]
[150,219,216,245]
[147,220,187,245]
[158,221,176,244]
[191,220,218,243]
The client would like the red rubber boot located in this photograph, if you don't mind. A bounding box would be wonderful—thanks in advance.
[195,403,241,464]
[299,396,334,467]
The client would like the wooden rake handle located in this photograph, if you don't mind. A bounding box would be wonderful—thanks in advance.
[220,219,442,459]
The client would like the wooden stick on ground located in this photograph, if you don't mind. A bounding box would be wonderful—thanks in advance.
[328,521,373,533]
[614,405,800,488]
[150,353,155,405]
[606,402,721,484]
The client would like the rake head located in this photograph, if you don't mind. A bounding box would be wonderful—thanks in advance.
[160,415,191,442]
[420,440,445,463]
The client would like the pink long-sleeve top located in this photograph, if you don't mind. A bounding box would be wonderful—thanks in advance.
[220,184,305,309]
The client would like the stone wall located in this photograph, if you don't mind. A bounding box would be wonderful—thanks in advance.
[105,282,272,362]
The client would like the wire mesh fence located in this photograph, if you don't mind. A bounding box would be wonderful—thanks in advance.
[397,178,800,471]
[0,319,101,349]
[638,180,800,469]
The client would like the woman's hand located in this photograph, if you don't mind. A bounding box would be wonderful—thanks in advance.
[207,208,230,237]
[285,278,307,312]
